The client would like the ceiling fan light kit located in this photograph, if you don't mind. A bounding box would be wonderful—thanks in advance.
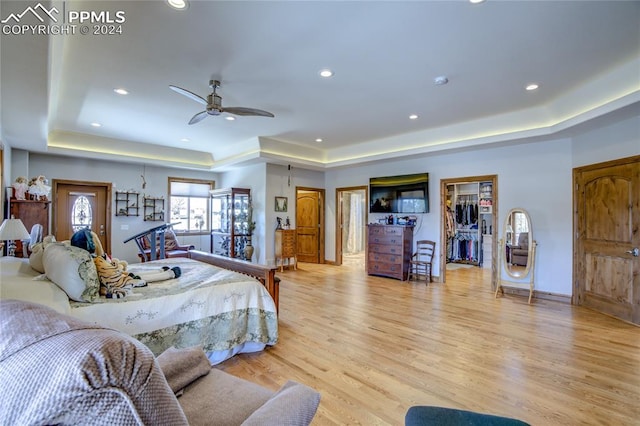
[170,79,274,125]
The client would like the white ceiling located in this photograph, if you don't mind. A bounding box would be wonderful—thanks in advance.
[1,0,639,171]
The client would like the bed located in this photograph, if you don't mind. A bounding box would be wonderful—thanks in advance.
[0,250,279,365]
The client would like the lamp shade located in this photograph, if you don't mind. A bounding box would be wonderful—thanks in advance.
[0,216,31,241]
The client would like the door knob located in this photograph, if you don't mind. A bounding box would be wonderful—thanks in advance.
[626,248,639,257]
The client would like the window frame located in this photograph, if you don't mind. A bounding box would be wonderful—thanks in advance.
[168,177,215,235]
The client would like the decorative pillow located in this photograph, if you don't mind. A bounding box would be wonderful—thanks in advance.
[29,244,45,273]
[164,229,179,251]
[140,235,151,250]
[29,235,57,274]
[42,243,100,302]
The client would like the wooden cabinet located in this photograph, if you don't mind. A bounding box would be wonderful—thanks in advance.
[8,198,50,258]
[367,224,413,280]
[210,187,251,259]
[115,191,139,216]
[275,229,297,271]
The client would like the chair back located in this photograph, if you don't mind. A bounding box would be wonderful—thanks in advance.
[23,224,44,256]
[414,240,436,264]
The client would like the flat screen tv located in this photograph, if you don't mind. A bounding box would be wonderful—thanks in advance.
[369,173,429,213]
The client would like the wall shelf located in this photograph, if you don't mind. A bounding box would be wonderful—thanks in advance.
[115,191,139,217]
[143,196,165,221]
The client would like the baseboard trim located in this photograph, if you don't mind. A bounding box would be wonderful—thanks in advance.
[500,287,571,304]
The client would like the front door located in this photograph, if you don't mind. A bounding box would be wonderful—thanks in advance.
[53,180,112,254]
[296,188,324,264]
[574,155,640,325]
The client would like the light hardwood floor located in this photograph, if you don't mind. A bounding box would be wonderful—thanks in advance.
[217,261,640,425]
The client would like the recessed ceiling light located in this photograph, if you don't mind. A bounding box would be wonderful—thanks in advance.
[409,114,419,120]
[434,76,449,85]
[90,122,101,127]
[180,138,190,142]
[113,88,128,95]
[526,83,539,91]
[319,69,334,78]
[315,138,323,143]
[167,0,188,10]
[469,0,486,4]
[225,116,236,121]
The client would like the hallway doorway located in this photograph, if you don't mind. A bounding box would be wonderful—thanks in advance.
[336,186,368,267]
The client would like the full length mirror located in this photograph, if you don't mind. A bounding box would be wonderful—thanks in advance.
[503,208,533,278]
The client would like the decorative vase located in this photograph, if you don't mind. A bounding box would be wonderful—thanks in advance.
[244,244,254,261]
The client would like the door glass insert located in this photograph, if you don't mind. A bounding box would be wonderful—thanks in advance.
[71,195,93,232]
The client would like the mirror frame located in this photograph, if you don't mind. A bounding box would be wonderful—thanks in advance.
[502,207,533,279]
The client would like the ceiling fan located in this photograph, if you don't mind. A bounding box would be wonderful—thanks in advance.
[169,79,275,125]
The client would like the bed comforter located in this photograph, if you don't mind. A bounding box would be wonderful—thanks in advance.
[0,257,278,364]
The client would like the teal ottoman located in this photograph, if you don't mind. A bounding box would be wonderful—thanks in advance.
[405,406,530,426]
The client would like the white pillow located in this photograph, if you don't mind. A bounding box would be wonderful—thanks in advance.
[29,244,45,273]
[29,235,58,274]
[42,243,100,302]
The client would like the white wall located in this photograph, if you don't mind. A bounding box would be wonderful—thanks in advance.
[571,114,640,167]
[263,164,324,266]
[324,138,574,295]
[23,152,218,264]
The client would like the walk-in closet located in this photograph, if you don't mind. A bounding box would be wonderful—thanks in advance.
[445,180,494,268]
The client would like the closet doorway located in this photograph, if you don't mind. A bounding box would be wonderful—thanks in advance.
[440,175,498,287]
[335,186,368,267]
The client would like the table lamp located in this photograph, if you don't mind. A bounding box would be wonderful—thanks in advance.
[0,216,31,257]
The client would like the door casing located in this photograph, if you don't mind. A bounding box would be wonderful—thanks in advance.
[573,155,640,325]
[440,174,498,286]
[296,187,325,264]
[52,179,112,254]
[335,186,368,266]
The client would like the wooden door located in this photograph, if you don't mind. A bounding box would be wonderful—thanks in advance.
[53,180,112,254]
[296,188,324,264]
[574,155,640,325]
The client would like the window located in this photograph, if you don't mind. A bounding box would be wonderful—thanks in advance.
[168,178,214,233]
[71,195,93,232]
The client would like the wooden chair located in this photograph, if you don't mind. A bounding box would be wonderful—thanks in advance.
[125,223,194,262]
[409,240,436,283]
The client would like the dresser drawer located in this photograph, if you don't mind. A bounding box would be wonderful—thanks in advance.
[368,225,404,237]
[368,261,403,275]
[368,251,402,265]
[369,234,405,245]
[368,243,403,256]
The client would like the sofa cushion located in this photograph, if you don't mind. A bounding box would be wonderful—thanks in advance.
[179,369,273,425]
[157,346,212,394]
[42,243,100,302]
[242,380,321,426]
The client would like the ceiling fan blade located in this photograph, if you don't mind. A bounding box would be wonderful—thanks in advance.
[224,107,275,118]
[189,111,209,125]
[169,85,207,106]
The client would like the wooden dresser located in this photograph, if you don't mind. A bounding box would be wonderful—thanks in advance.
[367,224,414,280]
[8,198,50,258]
[275,229,297,271]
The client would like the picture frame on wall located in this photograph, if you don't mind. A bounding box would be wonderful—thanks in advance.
[275,196,288,212]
